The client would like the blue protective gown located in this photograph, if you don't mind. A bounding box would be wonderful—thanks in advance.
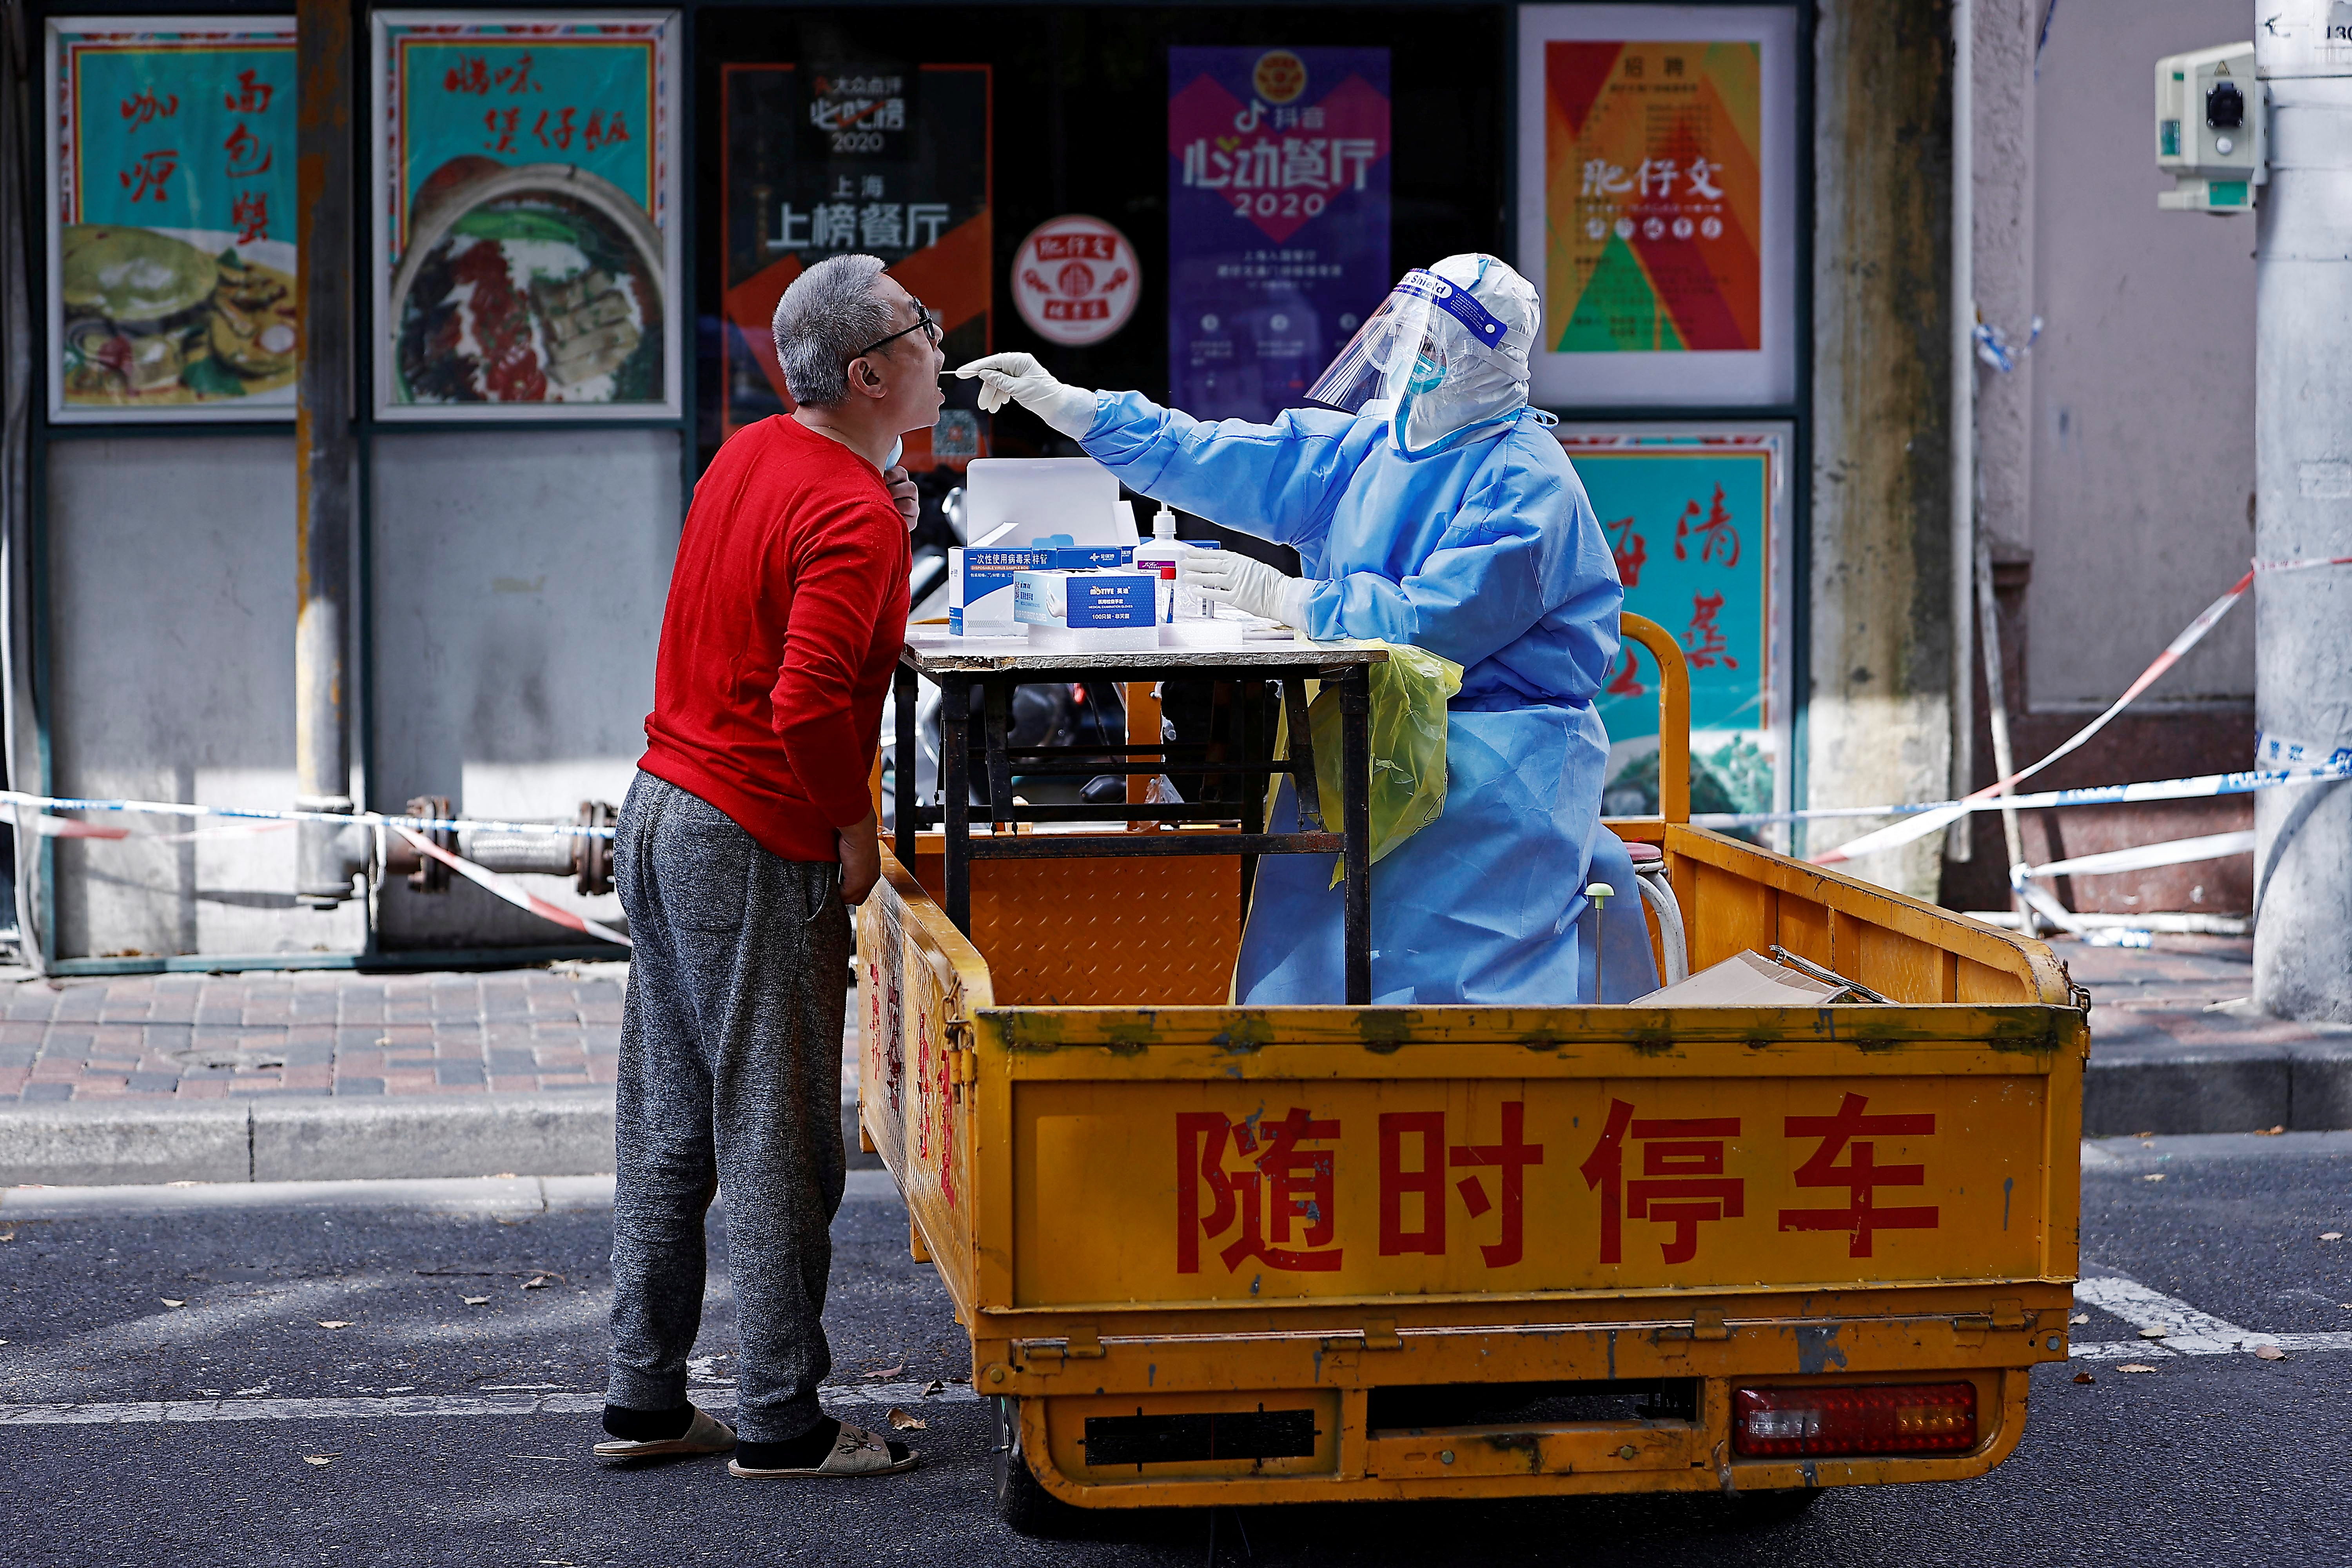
[1080,390,1645,1005]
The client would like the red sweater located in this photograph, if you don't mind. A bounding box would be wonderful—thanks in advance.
[640,417,909,862]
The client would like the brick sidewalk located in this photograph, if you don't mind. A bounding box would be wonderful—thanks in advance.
[2065,933,2352,1051]
[0,966,634,1102]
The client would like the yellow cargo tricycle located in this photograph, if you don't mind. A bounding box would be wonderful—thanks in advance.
[857,615,2085,1531]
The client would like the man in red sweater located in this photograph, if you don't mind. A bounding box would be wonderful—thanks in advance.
[595,254,938,1479]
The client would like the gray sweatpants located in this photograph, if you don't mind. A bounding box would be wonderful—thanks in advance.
[605,770,851,1443]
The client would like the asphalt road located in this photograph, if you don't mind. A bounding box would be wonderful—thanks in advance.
[3,1135,2348,1568]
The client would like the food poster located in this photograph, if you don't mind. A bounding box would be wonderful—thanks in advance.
[1167,47,1391,423]
[719,64,991,468]
[372,12,679,418]
[1545,41,1760,356]
[45,18,298,421]
[1558,433,1784,826]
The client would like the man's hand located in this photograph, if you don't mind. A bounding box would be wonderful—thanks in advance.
[884,465,920,532]
[837,811,882,907]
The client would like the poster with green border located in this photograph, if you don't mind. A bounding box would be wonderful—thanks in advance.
[371,10,680,419]
[1557,428,1791,835]
[45,16,298,422]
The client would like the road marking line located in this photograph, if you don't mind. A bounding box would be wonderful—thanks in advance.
[2071,1273,2352,1358]
[2073,1276,2250,1340]
[0,1379,977,1428]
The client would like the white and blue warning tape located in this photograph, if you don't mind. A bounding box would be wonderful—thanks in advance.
[0,790,614,839]
[1695,748,2352,833]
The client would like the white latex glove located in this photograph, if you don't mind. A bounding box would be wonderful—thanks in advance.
[955,352,1098,439]
[1179,548,1314,631]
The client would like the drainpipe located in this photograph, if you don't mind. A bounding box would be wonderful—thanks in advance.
[294,0,364,904]
[1947,0,1977,864]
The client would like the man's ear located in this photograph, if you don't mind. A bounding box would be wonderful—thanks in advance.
[852,357,887,400]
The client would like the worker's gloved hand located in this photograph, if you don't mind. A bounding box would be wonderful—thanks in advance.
[955,353,1098,439]
[1179,548,1314,632]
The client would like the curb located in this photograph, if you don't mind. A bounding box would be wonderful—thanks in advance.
[2084,1040,2352,1136]
[0,1089,867,1187]
[0,1167,904,1219]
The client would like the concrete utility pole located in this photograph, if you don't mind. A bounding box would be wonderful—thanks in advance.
[2253,2,2352,1019]
[1806,0,1958,900]
[294,0,359,905]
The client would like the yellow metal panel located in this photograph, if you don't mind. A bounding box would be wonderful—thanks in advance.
[857,851,993,1318]
[1853,920,1945,1003]
[1020,1366,2033,1509]
[1009,1073,2050,1308]
[1363,1419,1705,1481]
[901,837,1240,1006]
[1960,955,2032,1004]
[1774,893,1833,969]
[987,1009,2078,1075]
[1041,1388,1343,1485]
[1687,859,1771,971]
[1666,826,2075,1006]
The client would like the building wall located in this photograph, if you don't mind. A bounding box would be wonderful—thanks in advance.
[2024,0,2258,708]
[1945,0,2258,916]
[45,437,367,959]
[368,430,677,950]
[38,429,676,960]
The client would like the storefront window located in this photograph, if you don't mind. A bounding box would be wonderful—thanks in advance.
[691,6,1508,475]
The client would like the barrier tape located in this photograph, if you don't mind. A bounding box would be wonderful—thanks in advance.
[29,817,293,843]
[1807,569,2257,864]
[392,828,630,949]
[2013,829,2256,884]
[1766,552,2352,864]
[0,789,615,839]
[1694,753,2352,832]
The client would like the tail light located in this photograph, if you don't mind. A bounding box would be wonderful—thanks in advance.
[1732,1383,1977,1457]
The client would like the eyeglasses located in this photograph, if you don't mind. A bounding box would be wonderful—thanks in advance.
[856,300,943,361]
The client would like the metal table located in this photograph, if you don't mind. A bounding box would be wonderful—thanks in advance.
[894,635,1389,1004]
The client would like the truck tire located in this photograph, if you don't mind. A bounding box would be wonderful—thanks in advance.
[992,1397,1084,1537]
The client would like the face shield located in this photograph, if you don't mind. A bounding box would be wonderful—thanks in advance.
[1305,257,1536,456]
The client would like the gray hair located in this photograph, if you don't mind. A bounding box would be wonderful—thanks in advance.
[773,253,894,407]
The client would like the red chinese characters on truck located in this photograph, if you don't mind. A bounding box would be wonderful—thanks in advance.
[1174,1094,1942,1276]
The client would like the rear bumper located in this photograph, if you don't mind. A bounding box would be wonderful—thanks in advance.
[1015,1363,2037,1508]
[980,1296,2070,1509]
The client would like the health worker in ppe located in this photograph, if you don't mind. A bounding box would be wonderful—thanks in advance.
[959,253,1648,1006]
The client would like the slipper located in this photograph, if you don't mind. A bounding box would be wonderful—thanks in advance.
[593,1405,737,1461]
[728,1421,920,1479]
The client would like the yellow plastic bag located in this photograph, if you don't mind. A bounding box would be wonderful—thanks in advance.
[1300,642,1463,889]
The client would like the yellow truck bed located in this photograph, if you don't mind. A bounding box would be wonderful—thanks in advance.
[856,618,2085,1525]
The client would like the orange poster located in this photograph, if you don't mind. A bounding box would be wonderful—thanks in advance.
[1544,41,1760,354]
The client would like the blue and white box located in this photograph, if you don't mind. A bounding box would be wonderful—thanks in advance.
[1013,568,1160,649]
[947,546,1054,635]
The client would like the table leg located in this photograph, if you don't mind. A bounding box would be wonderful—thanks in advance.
[1339,664,1373,1006]
[1281,675,1324,832]
[1125,680,1161,828]
[894,664,918,863]
[1239,679,1264,918]
[983,681,1016,830]
[940,673,972,934]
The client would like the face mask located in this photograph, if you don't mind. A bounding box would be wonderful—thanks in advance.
[886,437,904,472]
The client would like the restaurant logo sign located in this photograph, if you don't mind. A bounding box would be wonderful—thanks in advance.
[1012,214,1140,347]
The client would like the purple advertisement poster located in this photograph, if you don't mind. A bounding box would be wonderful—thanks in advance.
[1167,47,1391,421]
